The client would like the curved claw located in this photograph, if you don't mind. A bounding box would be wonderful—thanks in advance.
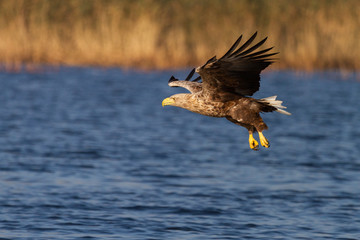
[259,132,270,148]
[249,133,259,151]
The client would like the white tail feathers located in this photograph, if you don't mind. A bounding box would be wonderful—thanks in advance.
[260,95,291,115]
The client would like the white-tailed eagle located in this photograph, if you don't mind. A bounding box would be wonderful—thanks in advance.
[162,32,291,150]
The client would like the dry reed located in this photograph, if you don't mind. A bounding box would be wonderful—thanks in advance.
[0,0,359,70]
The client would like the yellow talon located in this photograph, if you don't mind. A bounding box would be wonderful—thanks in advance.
[259,132,270,148]
[249,133,259,151]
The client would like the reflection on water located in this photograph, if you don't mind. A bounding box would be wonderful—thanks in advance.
[0,67,359,239]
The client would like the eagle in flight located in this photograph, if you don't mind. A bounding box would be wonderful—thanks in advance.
[162,32,291,150]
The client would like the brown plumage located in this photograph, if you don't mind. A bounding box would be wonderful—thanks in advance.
[162,32,291,150]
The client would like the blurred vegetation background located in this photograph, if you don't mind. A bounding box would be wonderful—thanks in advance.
[0,0,359,70]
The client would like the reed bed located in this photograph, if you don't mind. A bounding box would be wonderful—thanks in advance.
[0,0,359,70]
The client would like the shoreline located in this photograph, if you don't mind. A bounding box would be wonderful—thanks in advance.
[0,0,359,71]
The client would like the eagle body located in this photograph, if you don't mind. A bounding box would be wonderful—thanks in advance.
[171,93,272,131]
[162,33,291,150]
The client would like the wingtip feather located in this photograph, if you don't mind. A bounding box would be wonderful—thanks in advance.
[168,75,177,83]
[185,68,195,81]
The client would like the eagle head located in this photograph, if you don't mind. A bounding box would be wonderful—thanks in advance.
[162,93,190,108]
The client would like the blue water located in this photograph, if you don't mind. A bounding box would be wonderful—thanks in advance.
[0,67,359,239]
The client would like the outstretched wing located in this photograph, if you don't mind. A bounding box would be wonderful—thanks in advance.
[196,32,278,97]
[168,68,202,93]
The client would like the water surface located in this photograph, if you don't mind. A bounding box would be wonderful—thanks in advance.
[0,68,359,239]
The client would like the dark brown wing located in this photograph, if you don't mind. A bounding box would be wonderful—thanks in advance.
[196,32,278,97]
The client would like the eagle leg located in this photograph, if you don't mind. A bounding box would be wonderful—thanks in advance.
[225,116,261,150]
[249,133,259,151]
[258,132,270,148]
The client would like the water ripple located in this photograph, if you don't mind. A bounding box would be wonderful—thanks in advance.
[0,68,359,239]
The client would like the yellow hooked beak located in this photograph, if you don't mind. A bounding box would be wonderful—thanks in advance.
[162,97,175,107]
